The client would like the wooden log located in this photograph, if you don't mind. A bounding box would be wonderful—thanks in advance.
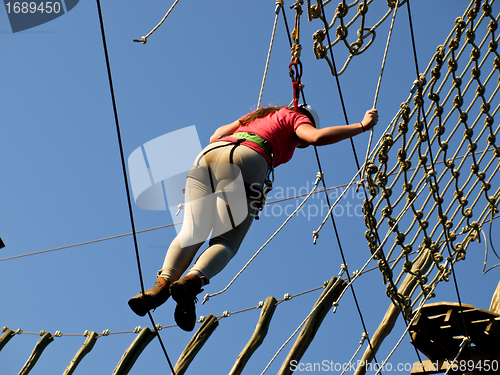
[229,296,277,375]
[113,327,156,375]
[354,248,433,375]
[172,314,218,375]
[0,327,15,353]
[63,331,99,375]
[489,281,500,314]
[18,332,54,375]
[277,276,347,375]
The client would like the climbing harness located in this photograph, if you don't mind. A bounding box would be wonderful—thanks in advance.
[228,132,275,215]
[191,133,275,220]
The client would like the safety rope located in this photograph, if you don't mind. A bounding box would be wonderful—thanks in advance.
[261,265,347,375]
[483,210,500,273]
[202,172,323,304]
[372,261,451,375]
[312,1,435,372]
[95,2,176,373]
[361,1,399,183]
[404,0,474,359]
[257,1,284,110]
[133,0,181,44]
[443,337,471,375]
[286,1,387,370]
[3,146,494,263]
[317,0,406,336]
[290,0,304,111]
[332,0,500,368]
[339,333,369,375]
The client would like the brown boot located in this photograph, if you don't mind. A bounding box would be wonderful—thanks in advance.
[128,277,170,317]
[170,274,205,331]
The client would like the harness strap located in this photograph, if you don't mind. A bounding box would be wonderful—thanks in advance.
[231,132,274,167]
[193,138,273,220]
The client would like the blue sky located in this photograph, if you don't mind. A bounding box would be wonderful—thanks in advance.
[1,1,499,374]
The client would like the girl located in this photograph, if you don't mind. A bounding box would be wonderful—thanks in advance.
[129,105,378,331]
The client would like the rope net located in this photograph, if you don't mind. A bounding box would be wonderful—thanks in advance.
[357,0,499,318]
[311,0,407,76]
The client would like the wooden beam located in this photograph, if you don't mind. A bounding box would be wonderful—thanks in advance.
[113,327,156,375]
[63,331,99,375]
[229,296,277,375]
[354,248,433,375]
[172,314,219,375]
[485,318,500,338]
[18,332,54,375]
[276,276,347,375]
[0,327,15,353]
[489,281,500,315]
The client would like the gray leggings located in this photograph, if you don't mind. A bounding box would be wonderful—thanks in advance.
[159,141,269,282]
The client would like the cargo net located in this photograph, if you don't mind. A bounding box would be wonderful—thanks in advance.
[359,0,500,318]
[310,0,409,76]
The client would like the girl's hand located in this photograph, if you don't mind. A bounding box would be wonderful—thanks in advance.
[361,109,378,131]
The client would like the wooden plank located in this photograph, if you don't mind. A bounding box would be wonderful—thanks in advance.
[438,307,469,340]
[411,302,500,362]
[410,359,452,374]
[63,331,99,375]
[461,307,500,320]
[277,276,347,375]
[485,318,500,338]
[409,313,457,360]
[441,308,499,353]
[0,327,15,353]
[172,314,218,375]
[18,332,54,375]
[229,296,277,375]
[489,281,500,314]
[113,327,156,375]
[416,302,475,318]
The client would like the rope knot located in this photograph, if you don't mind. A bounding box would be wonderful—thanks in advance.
[335,2,348,18]
[133,36,147,45]
[291,43,302,60]
[336,25,348,40]
[312,230,319,244]
[309,4,321,19]
[202,294,210,305]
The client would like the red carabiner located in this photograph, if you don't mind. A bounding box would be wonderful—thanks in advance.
[289,60,303,112]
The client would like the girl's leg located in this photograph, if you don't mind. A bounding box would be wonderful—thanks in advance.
[159,167,216,282]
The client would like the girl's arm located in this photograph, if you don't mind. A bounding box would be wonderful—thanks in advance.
[210,120,241,143]
[295,109,378,146]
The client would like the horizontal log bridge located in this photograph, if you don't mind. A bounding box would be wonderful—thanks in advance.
[277,276,347,375]
[229,296,278,375]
